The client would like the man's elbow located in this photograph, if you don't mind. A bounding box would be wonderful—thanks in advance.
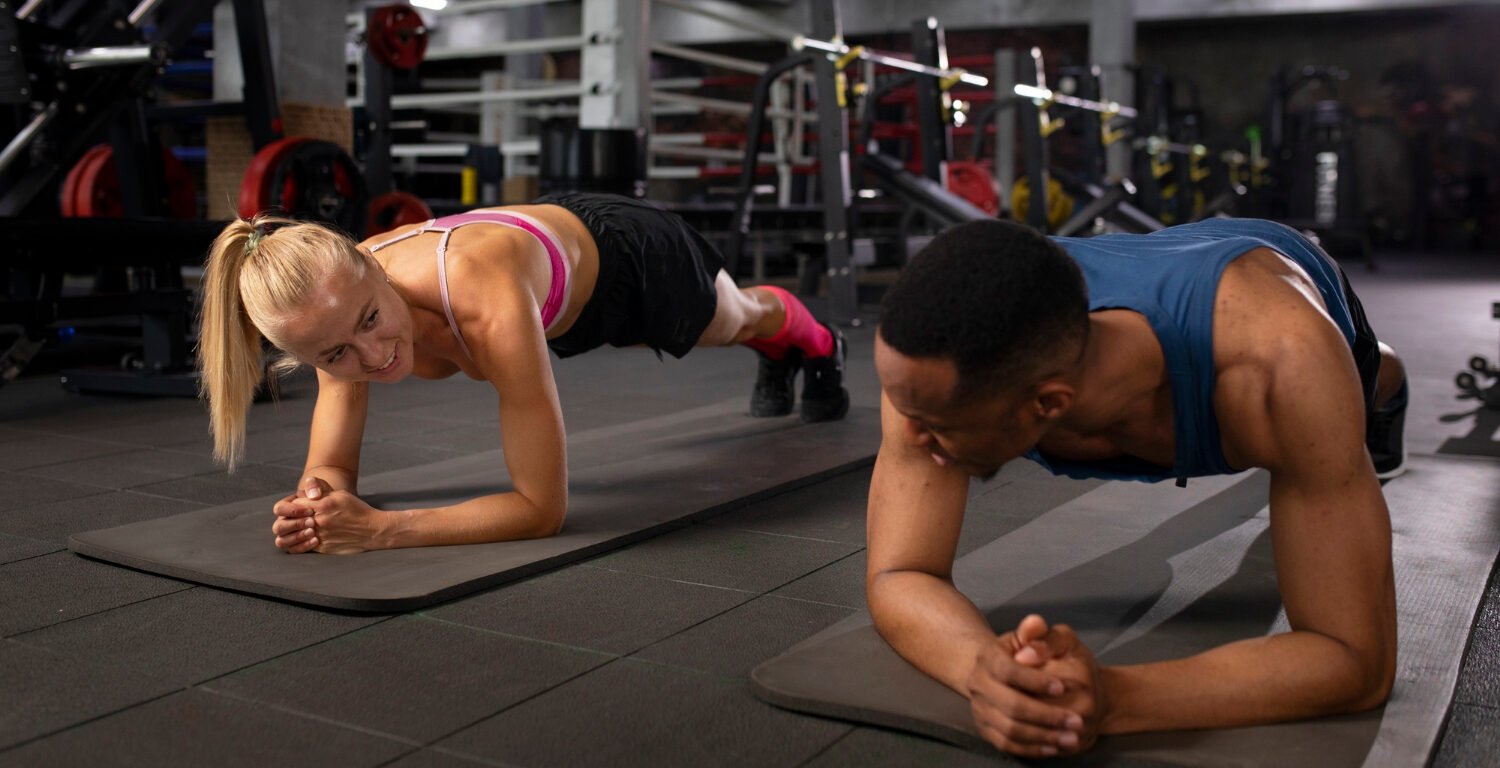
[1348,657,1395,712]
[1335,642,1395,713]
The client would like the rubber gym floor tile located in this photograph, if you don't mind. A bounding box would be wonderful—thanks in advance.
[240,393,319,431]
[1432,703,1500,768]
[227,422,326,467]
[632,594,854,678]
[0,472,111,513]
[0,551,189,637]
[0,489,204,545]
[10,588,384,694]
[1475,564,1500,631]
[433,658,851,768]
[0,639,169,750]
[0,688,412,768]
[425,566,755,656]
[0,533,60,565]
[585,524,863,594]
[129,462,302,505]
[21,447,222,491]
[705,468,872,546]
[201,615,611,744]
[0,433,130,471]
[72,411,216,451]
[0,425,37,446]
[802,727,1024,768]
[383,749,518,768]
[0,393,192,435]
[1451,627,1500,708]
[771,551,868,611]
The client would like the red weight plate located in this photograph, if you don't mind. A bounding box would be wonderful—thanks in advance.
[238,136,313,219]
[253,139,369,235]
[368,5,428,71]
[60,144,112,217]
[74,146,123,218]
[947,160,1000,216]
[367,191,433,236]
[161,150,198,219]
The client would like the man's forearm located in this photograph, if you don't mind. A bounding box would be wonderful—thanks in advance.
[1100,629,1392,735]
[869,570,998,693]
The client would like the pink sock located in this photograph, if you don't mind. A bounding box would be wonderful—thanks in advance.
[742,285,834,360]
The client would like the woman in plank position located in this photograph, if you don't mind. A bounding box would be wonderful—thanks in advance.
[198,193,848,554]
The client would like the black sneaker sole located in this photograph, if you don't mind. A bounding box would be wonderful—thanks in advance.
[750,395,796,418]
[799,325,850,423]
[750,349,801,418]
[800,389,849,423]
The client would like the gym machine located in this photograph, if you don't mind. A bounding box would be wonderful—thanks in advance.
[0,0,269,395]
[1005,49,1162,237]
[1,0,377,394]
[1260,65,1372,267]
[719,3,988,325]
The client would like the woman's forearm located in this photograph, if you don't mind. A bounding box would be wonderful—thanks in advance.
[301,463,359,494]
[377,491,566,548]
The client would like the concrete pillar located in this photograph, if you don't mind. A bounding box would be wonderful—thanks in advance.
[579,0,650,129]
[211,0,344,106]
[1090,0,1135,180]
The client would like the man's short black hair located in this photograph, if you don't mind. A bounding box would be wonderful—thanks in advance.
[879,219,1089,400]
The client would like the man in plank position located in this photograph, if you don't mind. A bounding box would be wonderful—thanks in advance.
[868,218,1407,757]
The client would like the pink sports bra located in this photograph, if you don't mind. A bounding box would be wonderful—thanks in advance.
[366,211,573,361]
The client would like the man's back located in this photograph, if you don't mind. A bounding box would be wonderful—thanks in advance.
[1034,220,1362,483]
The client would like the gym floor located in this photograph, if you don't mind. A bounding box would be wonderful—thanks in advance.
[0,251,1497,767]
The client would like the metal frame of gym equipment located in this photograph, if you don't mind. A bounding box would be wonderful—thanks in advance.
[0,0,281,395]
[354,5,504,214]
[717,0,862,326]
[1001,48,1162,237]
[721,5,993,324]
[851,16,990,256]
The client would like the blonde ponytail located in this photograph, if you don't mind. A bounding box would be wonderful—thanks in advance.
[198,218,266,471]
[197,214,368,470]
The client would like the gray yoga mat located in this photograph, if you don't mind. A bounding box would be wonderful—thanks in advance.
[69,401,879,612]
[751,454,1500,767]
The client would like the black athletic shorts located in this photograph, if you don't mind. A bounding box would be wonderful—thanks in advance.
[537,192,723,359]
[1336,264,1383,419]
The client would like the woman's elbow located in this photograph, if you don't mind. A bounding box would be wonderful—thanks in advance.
[521,498,566,539]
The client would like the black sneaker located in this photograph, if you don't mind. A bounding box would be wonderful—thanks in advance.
[750,347,802,417]
[799,324,850,423]
[1367,380,1408,480]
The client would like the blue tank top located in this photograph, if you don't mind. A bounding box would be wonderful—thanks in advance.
[1023,218,1357,484]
